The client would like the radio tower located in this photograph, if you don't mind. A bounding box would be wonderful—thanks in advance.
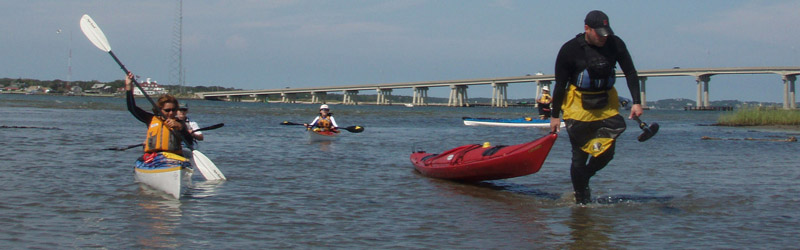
[169,0,184,94]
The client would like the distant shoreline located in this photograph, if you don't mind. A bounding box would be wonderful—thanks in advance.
[714,124,800,133]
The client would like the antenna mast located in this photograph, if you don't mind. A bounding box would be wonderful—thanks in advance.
[170,0,184,94]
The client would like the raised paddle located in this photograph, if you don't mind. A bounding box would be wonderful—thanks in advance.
[280,121,364,133]
[103,123,226,151]
[632,116,659,142]
[80,14,164,119]
[80,14,226,180]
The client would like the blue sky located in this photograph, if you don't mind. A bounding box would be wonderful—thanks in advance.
[2,0,798,102]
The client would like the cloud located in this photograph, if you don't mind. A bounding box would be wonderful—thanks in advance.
[682,1,800,45]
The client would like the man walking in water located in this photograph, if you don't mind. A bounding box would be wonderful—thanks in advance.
[550,10,644,204]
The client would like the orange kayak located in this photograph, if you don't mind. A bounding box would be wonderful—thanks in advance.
[410,133,557,182]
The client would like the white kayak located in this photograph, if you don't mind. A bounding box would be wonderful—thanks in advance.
[133,152,194,199]
[134,165,192,199]
[462,117,565,128]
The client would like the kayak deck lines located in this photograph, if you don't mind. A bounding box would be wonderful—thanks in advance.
[410,133,558,182]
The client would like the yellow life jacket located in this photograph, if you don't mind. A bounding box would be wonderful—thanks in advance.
[561,84,620,122]
[538,93,552,104]
[144,116,183,154]
[317,116,333,130]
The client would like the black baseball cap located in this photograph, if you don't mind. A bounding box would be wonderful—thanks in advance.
[179,103,188,111]
[585,10,613,36]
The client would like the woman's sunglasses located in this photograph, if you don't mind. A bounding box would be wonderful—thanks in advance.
[162,108,177,113]
[320,108,330,111]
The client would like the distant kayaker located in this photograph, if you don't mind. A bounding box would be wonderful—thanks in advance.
[177,104,204,141]
[537,86,552,119]
[550,10,644,204]
[304,104,340,133]
[125,72,193,158]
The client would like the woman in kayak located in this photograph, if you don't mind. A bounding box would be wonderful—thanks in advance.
[304,104,340,133]
[537,86,552,119]
[125,72,193,169]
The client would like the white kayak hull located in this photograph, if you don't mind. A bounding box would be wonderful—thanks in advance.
[462,117,565,128]
[134,166,192,199]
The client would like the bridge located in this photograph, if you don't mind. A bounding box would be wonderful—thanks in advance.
[195,66,800,109]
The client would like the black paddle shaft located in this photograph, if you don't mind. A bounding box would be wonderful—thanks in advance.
[632,116,648,129]
[103,123,223,151]
[108,51,165,119]
[107,50,206,150]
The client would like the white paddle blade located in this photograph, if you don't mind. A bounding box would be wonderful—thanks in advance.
[79,14,112,52]
[191,150,226,181]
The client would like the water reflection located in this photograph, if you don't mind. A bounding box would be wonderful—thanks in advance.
[187,179,226,199]
[423,176,562,201]
[134,191,183,249]
[563,207,613,249]
[421,177,557,245]
[309,140,334,152]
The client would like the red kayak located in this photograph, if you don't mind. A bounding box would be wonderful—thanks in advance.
[410,133,557,182]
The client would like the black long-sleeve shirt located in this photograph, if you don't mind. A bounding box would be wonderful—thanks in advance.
[551,33,641,118]
[126,90,192,145]
[126,90,155,125]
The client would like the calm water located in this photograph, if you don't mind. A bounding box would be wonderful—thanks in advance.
[1,94,798,249]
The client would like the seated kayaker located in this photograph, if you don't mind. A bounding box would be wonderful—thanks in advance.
[304,104,340,133]
[125,72,193,168]
[537,86,552,119]
[177,104,203,141]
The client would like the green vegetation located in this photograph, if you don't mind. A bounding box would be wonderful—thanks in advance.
[718,106,800,126]
[1,77,240,97]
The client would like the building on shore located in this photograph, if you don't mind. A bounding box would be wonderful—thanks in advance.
[133,78,169,96]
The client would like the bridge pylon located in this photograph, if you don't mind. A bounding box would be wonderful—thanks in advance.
[448,85,469,107]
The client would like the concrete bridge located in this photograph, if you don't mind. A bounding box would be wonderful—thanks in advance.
[195,66,800,109]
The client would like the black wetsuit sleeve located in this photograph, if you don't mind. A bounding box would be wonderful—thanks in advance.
[614,37,641,105]
[126,90,154,125]
[551,39,577,119]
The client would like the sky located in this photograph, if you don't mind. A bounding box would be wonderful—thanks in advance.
[2,0,799,102]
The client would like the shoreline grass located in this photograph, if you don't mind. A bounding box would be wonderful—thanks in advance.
[717,107,800,126]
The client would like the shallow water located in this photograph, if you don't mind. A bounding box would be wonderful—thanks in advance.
[1,94,798,248]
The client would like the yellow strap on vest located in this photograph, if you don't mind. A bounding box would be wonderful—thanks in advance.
[561,85,620,122]
[160,151,188,162]
[580,137,615,157]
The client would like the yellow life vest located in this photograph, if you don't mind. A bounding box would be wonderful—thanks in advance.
[144,116,183,154]
[561,84,620,122]
[317,117,333,130]
[538,93,552,104]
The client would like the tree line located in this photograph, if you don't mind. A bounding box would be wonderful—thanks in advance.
[0,77,240,95]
